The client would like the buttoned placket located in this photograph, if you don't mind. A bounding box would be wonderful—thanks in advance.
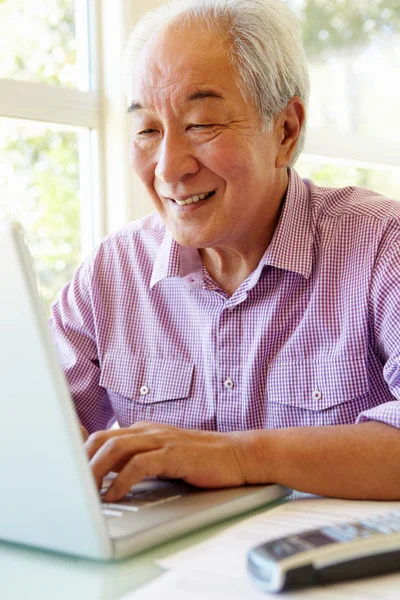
[214,297,246,431]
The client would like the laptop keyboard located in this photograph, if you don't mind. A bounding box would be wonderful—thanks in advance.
[100,483,182,518]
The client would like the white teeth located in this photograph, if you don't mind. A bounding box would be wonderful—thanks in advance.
[174,191,212,206]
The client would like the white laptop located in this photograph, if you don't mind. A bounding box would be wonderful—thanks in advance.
[0,219,290,561]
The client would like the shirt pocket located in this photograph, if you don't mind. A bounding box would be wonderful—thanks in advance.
[99,353,194,427]
[266,357,370,428]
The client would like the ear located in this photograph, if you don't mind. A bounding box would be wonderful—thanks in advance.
[275,97,306,168]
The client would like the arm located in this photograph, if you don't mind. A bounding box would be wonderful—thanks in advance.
[50,253,115,433]
[85,419,400,502]
[234,421,400,500]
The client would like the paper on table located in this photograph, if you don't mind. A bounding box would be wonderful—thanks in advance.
[121,496,400,599]
[123,567,400,600]
[119,495,400,600]
[158,494,400,573]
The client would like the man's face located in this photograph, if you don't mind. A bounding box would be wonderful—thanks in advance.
[129,23,286,251]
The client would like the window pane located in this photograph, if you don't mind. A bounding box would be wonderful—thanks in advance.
[0,0,89,89]
[296,155,400,201]
[0,117,85,311]
[286,0,400,144]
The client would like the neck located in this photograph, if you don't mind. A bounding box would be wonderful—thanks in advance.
[199,169,289,295]
[200,250,260,296]
[200,205,285,296]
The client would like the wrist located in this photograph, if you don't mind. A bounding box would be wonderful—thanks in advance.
[228,429,277,485]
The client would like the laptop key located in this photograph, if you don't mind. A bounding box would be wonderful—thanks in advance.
[126,488,182,500]
[103,493,182,513]
[102,508,124,518]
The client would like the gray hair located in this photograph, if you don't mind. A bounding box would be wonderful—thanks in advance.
[124,0,310,165]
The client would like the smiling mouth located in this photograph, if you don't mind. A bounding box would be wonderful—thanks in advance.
[171,190,216,206]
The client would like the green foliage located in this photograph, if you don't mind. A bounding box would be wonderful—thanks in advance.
[1,121,81,310]
[0,0,76,87]
[296,158,400,201]
[0,0,81,312]
[289,0,400,58]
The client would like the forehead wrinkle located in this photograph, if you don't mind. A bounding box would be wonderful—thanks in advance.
[131,76,228,117]
[134,50,184,91]
[132,19,236,96]
[186,89,225,102]
[136,63,218,90]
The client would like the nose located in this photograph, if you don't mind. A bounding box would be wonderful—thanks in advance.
[155,132,200,184]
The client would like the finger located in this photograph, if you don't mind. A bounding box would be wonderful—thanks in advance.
[89,434,162,488]
[85,427,134,460]
[80,425,89,442]
[128,421,179,435]
[103,449,176,502]
[107,459,129,473]
[85,422,168,459]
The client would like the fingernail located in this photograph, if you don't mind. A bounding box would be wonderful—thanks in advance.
[104,487,117,502]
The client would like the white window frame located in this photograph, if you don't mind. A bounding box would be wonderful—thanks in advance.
[96,0,159,235]
[0,0,105,257]
[0,0,159,255]
[304,127,400,169]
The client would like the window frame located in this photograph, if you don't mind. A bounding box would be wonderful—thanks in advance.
[304,126,400,169]
[0,0,106,257]
[0,0,155,251]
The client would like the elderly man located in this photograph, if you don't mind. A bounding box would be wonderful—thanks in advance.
[51,0,400,503]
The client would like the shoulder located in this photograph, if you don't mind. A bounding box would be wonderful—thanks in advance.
[74,212,167,287]
[91,212,166,265]
[302,179,400,255]
[100,212,166,249]
[306,178,400,225]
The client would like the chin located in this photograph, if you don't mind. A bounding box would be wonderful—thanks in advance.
[171,234,204,248]
[166,224,207,248]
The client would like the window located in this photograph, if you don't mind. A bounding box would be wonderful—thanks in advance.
[0,0,86,88]
[0,0,101,310]
[0,117,84,305]
[286,0,400,199]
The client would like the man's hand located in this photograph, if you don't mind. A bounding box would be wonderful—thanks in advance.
[85,422,247,502]
[80,424,89,442]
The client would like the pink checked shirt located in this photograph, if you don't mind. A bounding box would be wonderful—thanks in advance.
[50,169,400,434]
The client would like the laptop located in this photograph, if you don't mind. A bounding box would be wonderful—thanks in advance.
[0,219,290,561]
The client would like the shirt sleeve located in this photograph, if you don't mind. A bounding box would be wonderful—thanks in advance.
[356,223,400,428]
[49,254,115,434]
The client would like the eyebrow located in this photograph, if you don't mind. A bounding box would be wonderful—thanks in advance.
[127,90,224,114]
[127,102,145,114]
[186,89,225,102]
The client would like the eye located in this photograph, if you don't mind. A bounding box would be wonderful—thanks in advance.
[138,128,158,135]
[188,123,216,130]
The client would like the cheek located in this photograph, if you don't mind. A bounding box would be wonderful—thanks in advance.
[129,144,154,185]
[201,137,255,182]
[129,144,164,213]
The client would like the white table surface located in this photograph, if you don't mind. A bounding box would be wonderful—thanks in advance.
[0,502,275,600]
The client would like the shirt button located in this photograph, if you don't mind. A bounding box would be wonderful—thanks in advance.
[224,378,234,391]
[312,389,322,401]
[140,385,149,396]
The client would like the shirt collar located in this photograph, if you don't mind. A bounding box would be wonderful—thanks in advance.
[150,167,314,289]
[150,230,203,290]
[263,168,314,279]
